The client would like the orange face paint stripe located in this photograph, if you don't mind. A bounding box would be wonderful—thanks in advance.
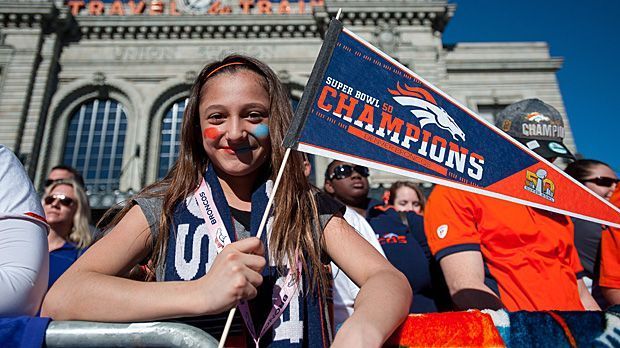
[203,127,220,139]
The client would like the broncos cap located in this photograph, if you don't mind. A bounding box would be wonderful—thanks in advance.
[495,98,575,160]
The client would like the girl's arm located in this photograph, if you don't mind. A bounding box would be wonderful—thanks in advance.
[324,216,411,347]
[41,205,265,321]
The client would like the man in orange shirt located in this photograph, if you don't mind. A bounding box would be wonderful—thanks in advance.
[424,99,599,311]
[600,186,620,305]
[611,184,620,207]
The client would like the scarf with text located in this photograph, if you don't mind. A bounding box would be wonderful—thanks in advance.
[164,163,330,347]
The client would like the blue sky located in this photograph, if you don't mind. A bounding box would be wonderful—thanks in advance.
[442,0,620,173]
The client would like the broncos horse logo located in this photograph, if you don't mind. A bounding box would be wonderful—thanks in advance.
[388,83,466,142]
[525,112,551,123]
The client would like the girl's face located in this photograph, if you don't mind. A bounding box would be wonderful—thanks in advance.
[583,164,618,201]
[43,184,77,226]
[393,186,422,214]
[199,70,271,178]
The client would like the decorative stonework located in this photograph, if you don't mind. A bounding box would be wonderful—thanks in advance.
[0,12,44,28]
[75,16,322,40]
[0,2,57,30]
[335,9,449,28]
[92,71,106,85]
[324,0,454,31]
[374,24,399,55]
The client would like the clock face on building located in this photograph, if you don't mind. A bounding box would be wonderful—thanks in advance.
[175,0,216,13]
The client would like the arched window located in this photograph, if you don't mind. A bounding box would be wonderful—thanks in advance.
[63,99,128,192]
[158,98,188,179]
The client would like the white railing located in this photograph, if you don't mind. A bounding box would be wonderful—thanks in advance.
[46,321,218,347]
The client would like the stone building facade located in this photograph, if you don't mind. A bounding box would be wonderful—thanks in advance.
[0,0,574,208]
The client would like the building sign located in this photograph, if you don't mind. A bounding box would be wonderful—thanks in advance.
[66,0,324,16]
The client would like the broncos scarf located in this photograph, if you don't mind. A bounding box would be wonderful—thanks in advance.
[164,163,330,347]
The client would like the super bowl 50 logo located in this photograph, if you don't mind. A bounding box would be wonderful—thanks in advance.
[524,169,555,202]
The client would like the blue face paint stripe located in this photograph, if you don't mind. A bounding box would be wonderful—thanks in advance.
[253,123,270,139]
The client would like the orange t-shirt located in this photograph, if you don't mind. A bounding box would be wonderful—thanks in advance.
[599,226,620,289]
[424,185,585,311]
[611,185,620,208]
[600,187,620,289]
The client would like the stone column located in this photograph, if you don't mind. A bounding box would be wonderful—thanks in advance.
[0,1,60,176]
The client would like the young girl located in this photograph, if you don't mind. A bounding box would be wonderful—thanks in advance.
[42,55,411,347]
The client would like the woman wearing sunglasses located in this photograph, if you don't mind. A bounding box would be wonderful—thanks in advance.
[43,179,92,288]
[565,159,619,307]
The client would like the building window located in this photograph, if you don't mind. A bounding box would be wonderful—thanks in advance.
[158,98,188,179]
[63,99,128,193]
[477,104,508,123]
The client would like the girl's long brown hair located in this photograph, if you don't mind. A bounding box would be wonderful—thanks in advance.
[105,55,328,294]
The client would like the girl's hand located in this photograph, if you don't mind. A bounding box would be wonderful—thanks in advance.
[193,237,266,315]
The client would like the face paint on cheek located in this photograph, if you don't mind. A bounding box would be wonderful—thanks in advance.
[203,127,220,140]
[251,124,270,139]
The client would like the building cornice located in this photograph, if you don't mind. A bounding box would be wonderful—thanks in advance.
[324,1,455,31]
[73,15,323,40]
[446,58,564,72]
[0,2,57,29]
[0,1,457,40]
[444,42,564,72]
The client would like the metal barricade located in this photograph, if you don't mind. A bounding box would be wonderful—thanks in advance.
[45,321,219,347]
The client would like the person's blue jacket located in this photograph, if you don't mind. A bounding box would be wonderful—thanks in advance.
[367,205,451,313]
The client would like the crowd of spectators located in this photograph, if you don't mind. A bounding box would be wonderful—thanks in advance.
[0,61,618,347]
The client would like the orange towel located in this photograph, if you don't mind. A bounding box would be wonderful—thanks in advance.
[386,311,505,347]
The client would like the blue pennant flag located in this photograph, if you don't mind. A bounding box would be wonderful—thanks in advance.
[284,19,620,228]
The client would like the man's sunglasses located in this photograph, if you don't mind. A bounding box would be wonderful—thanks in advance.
[582,176,620,188]
[328,164,370,180]
[44,194,75,207]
